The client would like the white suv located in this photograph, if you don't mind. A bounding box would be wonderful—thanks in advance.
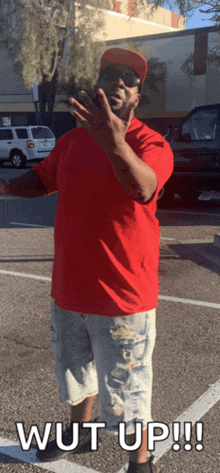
[0,125,56,168]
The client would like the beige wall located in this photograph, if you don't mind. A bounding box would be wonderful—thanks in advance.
[0,45,34,112]
[91,0,186,42]
[104,0,186,31]
[96,10,185,42]
[0,103,35,112]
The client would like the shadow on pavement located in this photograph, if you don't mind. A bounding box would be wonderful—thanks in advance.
[169,242,220,277]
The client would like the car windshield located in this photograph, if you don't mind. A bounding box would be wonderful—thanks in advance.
[31,127,54,139]
[182,109,218,141]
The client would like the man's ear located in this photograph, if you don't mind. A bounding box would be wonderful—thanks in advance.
[134,93,141,109]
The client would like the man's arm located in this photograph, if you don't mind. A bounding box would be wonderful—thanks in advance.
[106,140,157,204]
[0,170,48,198]
[70,90,157,204]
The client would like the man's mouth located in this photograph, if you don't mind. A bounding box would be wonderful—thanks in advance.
[107,92,122,102]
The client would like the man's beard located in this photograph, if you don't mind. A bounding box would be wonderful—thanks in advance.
[108,99,134,120]
[93,89,134,120]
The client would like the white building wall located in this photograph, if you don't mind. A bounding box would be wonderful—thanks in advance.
[107,27,220,119]
[0,45,34,112]
[140,28,220,114]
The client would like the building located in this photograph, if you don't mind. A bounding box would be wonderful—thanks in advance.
[104,25,220,134]
[94,0,186,41]
[0,0,186,135]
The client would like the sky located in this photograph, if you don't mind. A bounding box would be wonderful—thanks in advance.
[185,7,215,29]
[164,3,216,30]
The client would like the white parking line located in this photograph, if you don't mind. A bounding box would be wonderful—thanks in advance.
[10,222,53,228]
[1,246,219,472]
[160,237,175,240]
[117,379,220,472]
[0,269,51,281]
[9,223,175,238]
[0,437,99,473]
[158,295,220,309]
[157,210,220,217]
[151,378,220,464]
[0,269,220,309]
[1,380,220,472]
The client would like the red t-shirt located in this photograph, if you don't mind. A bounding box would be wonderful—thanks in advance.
[33,118,173,316]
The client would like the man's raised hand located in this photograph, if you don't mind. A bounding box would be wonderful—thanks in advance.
[69,89,133,152]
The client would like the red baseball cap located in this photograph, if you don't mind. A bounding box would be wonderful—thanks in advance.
[100,47,148,84]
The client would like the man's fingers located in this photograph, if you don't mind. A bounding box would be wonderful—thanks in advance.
[69,98,89,120]
[97,89,112,119]
[79,91,98,114]
[71,109,87,125]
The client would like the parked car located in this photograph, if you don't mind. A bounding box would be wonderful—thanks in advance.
[0,125,56,168]
[158,103,220,207]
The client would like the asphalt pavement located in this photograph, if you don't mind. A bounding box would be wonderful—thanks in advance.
[1,164,220,473]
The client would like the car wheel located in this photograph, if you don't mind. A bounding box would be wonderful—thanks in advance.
[157,184,175,208]
[10,151,26,169]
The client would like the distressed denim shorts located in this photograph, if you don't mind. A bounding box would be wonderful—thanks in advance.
[50,298,156,435]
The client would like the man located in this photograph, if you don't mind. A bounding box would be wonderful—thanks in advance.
[0,48,173,473]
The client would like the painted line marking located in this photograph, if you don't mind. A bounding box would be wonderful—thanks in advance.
[117,379,220,472]
[151,378,220,464]
[1,380,219,472]
[0,437,99,473]
[0,269,220,308]
[8,226,173,239]
[157,210,220,217]
[160,237,175,240]
[158,295,220,309]
[10,222,53,228]
[0,270,51,281]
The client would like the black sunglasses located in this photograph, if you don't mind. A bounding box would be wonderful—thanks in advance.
[100,68,141,88]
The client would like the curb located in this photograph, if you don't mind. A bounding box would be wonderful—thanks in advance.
[213,234,220,249]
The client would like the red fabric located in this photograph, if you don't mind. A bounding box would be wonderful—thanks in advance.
[33,118,173,316]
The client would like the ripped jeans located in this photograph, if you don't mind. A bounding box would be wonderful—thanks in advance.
[50,298,156,435]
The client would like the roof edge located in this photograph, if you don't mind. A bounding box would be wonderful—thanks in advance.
[105,25,219,45]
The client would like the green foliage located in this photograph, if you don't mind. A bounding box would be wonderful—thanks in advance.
[0,0,106,95]
[1,0,219,119]
[58,1,106,94]
[136,0,220,24]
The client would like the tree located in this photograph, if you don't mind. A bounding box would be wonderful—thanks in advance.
[137,0,220,24]
[186,0,220,25]
[0,0,107,129]
[178,1,220,77]
[4,0,216,132]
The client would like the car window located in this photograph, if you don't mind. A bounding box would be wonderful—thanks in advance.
[181,108,219,141]
[31,127,54,139]
[0,129,13,140]
[15,128,28,139]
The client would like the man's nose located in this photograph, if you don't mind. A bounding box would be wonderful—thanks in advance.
[114,77,125,88]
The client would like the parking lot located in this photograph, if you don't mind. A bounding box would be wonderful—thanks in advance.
[1,164,220,473]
